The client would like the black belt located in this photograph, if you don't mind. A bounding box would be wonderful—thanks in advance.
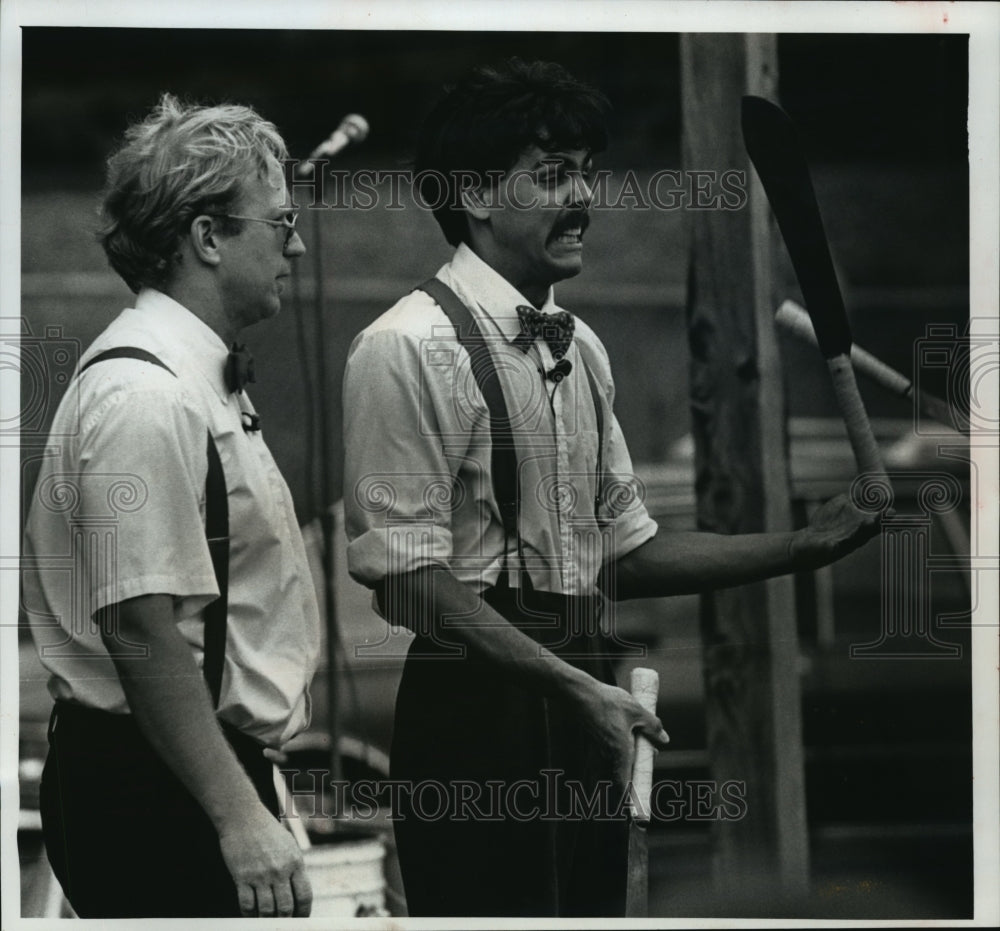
[484,576,604,646]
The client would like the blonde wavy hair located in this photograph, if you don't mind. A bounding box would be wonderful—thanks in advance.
[98,93,288,293]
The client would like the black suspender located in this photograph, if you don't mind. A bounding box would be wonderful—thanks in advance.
[576,340,606,508]
[415,278,608,548]
[78,348,229,709]
[202,435,229,708]
[418,278,520,537]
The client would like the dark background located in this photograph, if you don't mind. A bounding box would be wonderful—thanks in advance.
[22,30,968,176]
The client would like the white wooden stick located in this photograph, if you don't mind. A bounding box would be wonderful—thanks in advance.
[778,300,961,432]
[777,299,912,396]
[826,353,888,478]
[629,667,659,824]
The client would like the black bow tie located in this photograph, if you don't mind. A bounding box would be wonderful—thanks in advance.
[224,342,255,394]
[515,305,575,360]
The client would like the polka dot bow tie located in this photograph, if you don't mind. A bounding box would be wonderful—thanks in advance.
[515,305,576,360]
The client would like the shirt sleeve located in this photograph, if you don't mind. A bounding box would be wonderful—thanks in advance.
[76,376,219,615]
[342,324,463,587]
[600,409,660,560]
[583,332,660,561]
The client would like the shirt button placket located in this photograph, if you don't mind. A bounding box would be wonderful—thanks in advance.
[554,390,574,594]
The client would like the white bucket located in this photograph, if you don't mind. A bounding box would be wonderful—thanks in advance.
[304,836,388,918]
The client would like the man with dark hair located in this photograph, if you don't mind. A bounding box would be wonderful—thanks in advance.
[23,94,319,918]
[343,59,878,917]
[413,58,610,248]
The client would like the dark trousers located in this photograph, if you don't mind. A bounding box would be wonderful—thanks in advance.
[390,581,629,917]
[39,701,279,918]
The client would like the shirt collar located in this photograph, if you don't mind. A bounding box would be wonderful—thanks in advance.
[447,243,561,345]
[133,288,233,404]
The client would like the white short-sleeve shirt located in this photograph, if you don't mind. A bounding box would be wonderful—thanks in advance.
[22,289,321,748]
[343,244,658,597]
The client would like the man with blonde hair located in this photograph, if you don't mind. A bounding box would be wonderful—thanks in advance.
[23,94,319,918]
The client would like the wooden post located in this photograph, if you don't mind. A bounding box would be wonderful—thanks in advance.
[680,33,809,901]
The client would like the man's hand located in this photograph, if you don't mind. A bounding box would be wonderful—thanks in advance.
[384,568,670,795]
[100,594,313,917]
[789,492,882,571]
[573,680,670,792]
[219,810,312,917]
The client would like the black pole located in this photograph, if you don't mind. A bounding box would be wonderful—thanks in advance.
[311,204,343,786]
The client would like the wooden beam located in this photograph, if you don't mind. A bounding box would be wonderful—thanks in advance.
[680,33,809,903]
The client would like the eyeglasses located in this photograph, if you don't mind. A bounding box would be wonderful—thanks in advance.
[209,211,300,249]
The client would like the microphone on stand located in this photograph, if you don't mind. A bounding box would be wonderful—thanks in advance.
[295,112,368,788]
[296,114,369,177]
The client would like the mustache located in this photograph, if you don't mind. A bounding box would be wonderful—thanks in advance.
[550,210,590,237]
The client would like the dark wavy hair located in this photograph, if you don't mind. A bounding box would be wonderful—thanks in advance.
[414,58,609,246]
[98,93,288,293]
